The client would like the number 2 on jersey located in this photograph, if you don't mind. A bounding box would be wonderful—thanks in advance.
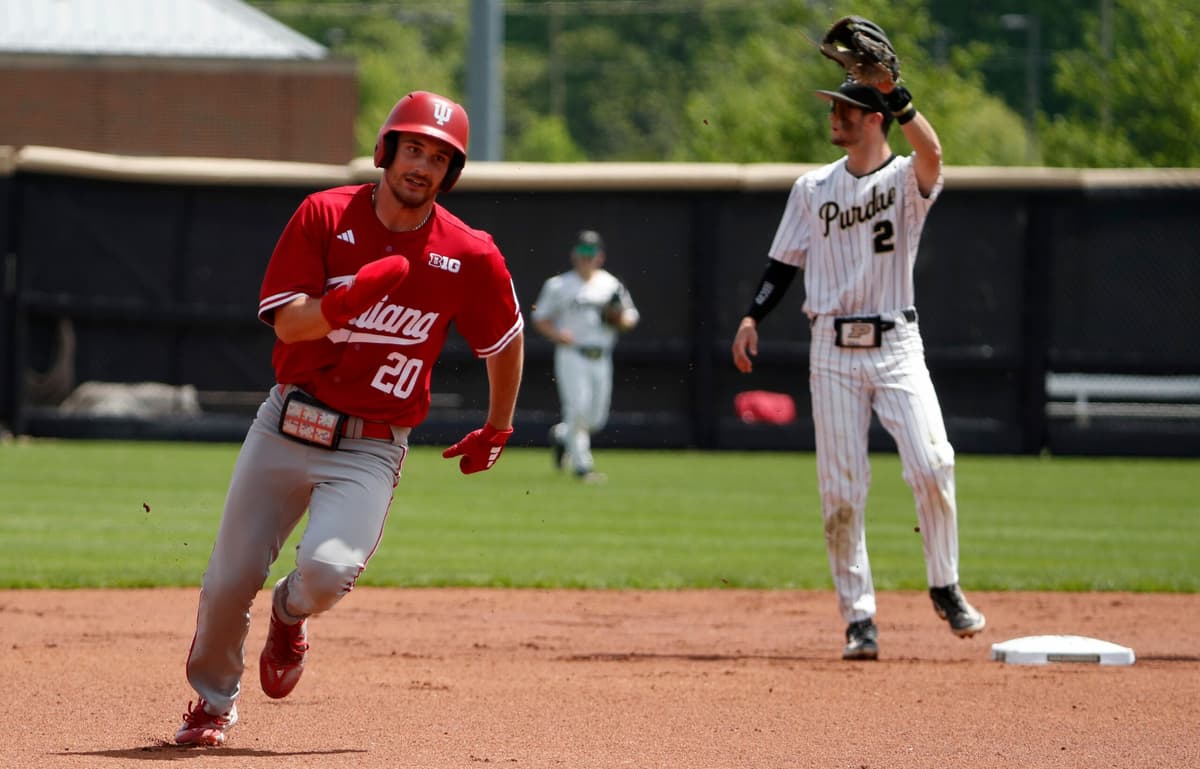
[371,352,423,399]
[873,220,895,253]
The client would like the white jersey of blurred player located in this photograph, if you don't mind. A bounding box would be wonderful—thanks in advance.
[532,232,638,479]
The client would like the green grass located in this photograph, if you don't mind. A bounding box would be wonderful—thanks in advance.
[0,439,1196,591]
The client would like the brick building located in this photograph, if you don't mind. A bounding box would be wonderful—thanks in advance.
[0,0,357,164]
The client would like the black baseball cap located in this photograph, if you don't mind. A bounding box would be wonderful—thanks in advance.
[815,81,888,114]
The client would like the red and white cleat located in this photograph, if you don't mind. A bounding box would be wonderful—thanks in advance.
[175,699,237,746]
[259,609,309,699]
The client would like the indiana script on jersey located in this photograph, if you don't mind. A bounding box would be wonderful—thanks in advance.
[329,298,439,345]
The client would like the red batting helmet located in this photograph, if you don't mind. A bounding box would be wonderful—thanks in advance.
[374,91,470,191]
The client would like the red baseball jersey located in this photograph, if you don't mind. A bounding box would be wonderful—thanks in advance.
[258,183,523,426]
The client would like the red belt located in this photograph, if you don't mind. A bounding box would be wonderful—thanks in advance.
[346,419,397,441]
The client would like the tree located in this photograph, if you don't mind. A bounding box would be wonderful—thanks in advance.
[254,2,465,157]
[1041,0,1200,167]
[254,0,1035,166]
[349,21,465,155]
[505,0,761,162]
[677,0,1029,164]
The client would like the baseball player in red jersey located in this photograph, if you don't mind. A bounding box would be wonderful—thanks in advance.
[174,91,524,746]
[731,77,985,661]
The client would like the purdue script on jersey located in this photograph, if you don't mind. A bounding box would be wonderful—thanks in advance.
[818,184,896,237]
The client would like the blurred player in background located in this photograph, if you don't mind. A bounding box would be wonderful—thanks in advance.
[730,73,985,660]
[533,230,639,483]
[174,90,524,746]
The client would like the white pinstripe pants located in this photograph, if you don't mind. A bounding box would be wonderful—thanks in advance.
[809,313,959,623]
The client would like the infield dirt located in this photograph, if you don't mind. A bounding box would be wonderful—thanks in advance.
[1,588,1196,768]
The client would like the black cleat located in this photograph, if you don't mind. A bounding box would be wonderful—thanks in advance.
[929,584,986,637]
[843,618,879,660]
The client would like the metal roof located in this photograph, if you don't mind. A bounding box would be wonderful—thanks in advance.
[0,0,327,59]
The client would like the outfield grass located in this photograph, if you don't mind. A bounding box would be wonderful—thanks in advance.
[0,439,1196,591]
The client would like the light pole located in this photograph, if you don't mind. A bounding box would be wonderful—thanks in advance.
[1001,13,1040,163]
[1099,0,1113,129]
[467,0,503,161]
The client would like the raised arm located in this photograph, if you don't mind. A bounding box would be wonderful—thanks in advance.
[880,82,943,197]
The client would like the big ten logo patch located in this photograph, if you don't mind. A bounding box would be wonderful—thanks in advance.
[428,252,461,273]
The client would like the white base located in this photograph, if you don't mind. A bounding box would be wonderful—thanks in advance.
[990,635,1135,666]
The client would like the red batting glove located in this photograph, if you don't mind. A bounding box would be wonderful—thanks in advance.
[320,254,410,329]
[442,424,514,475]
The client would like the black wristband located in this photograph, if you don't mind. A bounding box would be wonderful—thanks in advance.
[883,85,912,113]
[883,85,916,124]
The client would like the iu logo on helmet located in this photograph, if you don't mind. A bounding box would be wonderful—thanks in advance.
[432,101,453,126]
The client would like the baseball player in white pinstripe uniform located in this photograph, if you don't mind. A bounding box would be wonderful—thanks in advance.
[731,78,985,660]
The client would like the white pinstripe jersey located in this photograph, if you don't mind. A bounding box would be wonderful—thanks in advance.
[767,153,942,317]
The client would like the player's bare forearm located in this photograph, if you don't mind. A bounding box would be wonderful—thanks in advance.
[732,317,758,374]
[533,317,570,345]
[900,111,943,197]
[484,332,524,431]
[274,295,334,344]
